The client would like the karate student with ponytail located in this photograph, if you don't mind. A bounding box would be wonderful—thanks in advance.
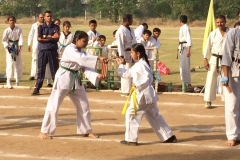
[116,43,177,146]
[39,30,107,140]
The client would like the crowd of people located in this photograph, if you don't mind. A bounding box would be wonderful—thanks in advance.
[2,10,240,147]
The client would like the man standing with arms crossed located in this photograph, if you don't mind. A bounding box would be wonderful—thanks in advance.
[28,13,53,87]
[32,11,60,95]
[203,15,229,108]
[115,14,137,96]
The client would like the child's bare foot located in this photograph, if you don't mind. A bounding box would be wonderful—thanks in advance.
[84,133,99,138]
[38,133,52,140]
[226,140,236,146]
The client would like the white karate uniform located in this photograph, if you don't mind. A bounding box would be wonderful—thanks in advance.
[28,22,39,77]
[116,58,173,142]
[149,36,161,49]
[137,37,155,59]
[87,30,101,46]
[93,41,108,58]
[58,31,74,56]
[137,37,156,70]
[111,40,117,46]
[178,24,192,84]
[116,25,137,94]
[222,27,240,141]
[203,28,229,102]
[40,43,100,135]
[134,25,144,41]
[86,30,101,55]
[28,22,52,80]
[2,26,23,84]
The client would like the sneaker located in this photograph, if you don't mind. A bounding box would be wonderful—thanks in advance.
[29,77,35,80]
[120,140,138,146]
[205,101,212,109]
[47,84,53,87]
[31,90,40,96]
[121,93,129,97]
[164,135,177,143]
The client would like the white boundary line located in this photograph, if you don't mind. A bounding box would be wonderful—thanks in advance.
[0,85,223,96]
[0,117,225,132]
[0,150,77,160]
[0,96,224,107]
[0,132,239,151]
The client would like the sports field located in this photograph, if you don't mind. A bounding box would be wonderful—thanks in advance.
[0,24,206,86]
[0,88,239,160]
[0,23,239,160]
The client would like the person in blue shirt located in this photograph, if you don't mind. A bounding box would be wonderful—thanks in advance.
[32,11,60,95]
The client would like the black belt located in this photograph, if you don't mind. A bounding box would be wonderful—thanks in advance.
[60,66,82,94]
[179,41,187,44]
[177,41,188,59]
[212,54,222,72]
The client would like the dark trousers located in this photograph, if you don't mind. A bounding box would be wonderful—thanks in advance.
[34,50,59,91]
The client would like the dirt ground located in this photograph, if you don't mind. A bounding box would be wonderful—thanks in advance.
[0,88,239,160]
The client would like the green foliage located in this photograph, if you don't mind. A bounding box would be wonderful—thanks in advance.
[0,0,239,21]
[214,0,240,19]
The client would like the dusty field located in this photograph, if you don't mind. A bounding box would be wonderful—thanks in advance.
[0,88,239,160]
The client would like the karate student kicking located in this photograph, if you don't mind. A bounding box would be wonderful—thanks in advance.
[39,31,107,139]
[221,25,240,146]
[2,16,23,88]
[203,15,229,108]
[116,43,177,146]
[178,15,192,87]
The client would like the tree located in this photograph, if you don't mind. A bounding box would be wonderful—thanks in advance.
[155,0,172,21]
[214,0,240,19]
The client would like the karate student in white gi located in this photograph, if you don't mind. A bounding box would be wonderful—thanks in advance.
[134,23,148,41]
[58,21,74,58]
[39,31,107,139]
[178,15,192,86]
[203,15,229,108]
[28,13,53,87]
[116,14,137,97]
[28,14,44,80]
[221,25,240,146]
[93,35,108,58]
[116,43,176,146]
[149,28,161,50]
[87,20,100,46]
[2,16,23,88]
[137,30,155,69]
[111,30,118,47]
[137,30,154,58]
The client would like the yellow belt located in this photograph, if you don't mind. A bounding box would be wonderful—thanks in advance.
[121,86,137,115]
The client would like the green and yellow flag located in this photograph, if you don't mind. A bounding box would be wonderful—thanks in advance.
[202,0,216,54]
